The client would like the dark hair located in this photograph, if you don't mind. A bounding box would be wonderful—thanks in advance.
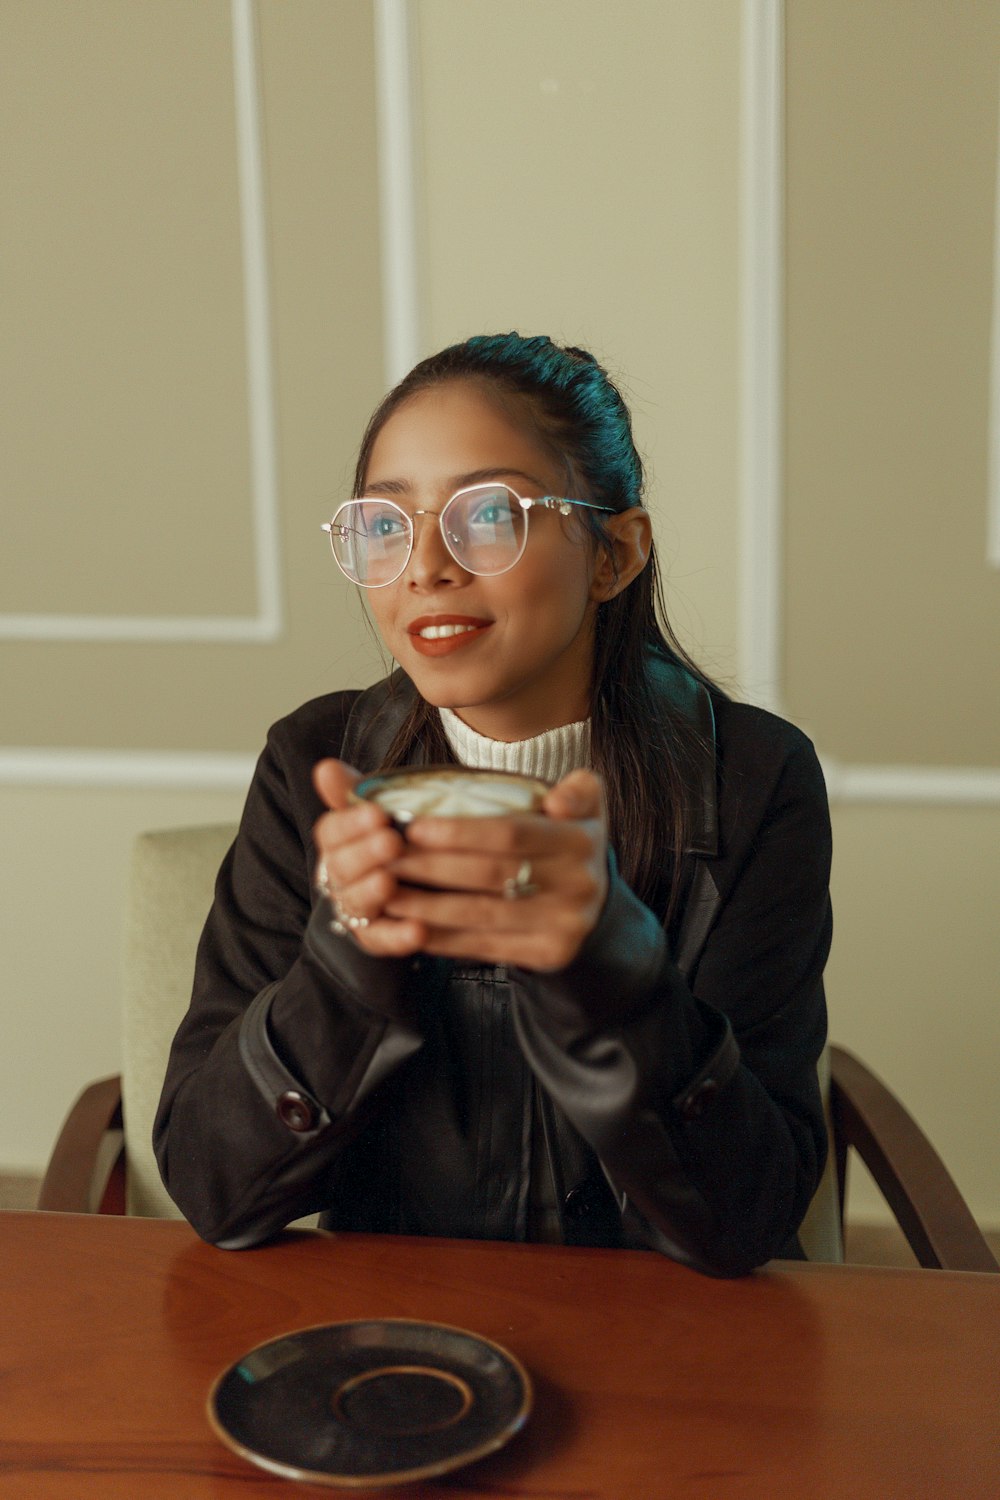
[355,332,718,922]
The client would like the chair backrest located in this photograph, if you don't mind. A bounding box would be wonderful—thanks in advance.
[119,822,846,1258]
[796,1046,845,1262]
[121,824,237,1217]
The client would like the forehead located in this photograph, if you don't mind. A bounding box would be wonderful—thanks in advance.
[365,381,562,491]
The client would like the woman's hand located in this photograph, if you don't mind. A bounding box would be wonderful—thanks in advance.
[384,769,609,972]
[312,759,425,957]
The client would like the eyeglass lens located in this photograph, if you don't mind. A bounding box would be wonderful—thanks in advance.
[330,485,528,585]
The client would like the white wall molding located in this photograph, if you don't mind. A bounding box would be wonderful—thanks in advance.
[374,0,422,387]
[230,0,283,635]
[821,760,1000,806]
[739,0,784,713]
[0,748,255,791]
[0,0,283,645]
[740,0,1000,803]
[988,65,1000,568]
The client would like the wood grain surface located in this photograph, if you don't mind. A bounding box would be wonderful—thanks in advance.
[3,1211,997,1498]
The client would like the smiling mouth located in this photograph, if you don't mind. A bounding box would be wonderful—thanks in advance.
[406,616,492,656]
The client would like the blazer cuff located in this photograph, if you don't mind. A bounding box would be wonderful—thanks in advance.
[512,851,667,1041]
[238,984,330,1140]
[671,1021,741,1123]
[303,898,416,1021]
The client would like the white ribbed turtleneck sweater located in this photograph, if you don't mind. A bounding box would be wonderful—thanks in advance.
[438,706,591,782]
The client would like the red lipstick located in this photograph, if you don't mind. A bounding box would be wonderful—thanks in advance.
[406,614,493,657]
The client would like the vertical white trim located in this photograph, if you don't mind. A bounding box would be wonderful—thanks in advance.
[738,0,785,711]
[374,0,422,387]
[231,0,284,632]
[737,0,1000,801]
[0,0,282,643]
[988,63,1000,567]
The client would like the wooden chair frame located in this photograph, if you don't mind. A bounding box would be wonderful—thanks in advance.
[38,1075,125,1216]
[38,1046,997,1272]
[828,1046,996,1272]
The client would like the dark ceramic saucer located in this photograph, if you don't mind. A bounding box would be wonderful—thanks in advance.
[208,1318,532,1488]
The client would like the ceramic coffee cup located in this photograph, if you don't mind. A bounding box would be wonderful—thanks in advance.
[352,766,550,826]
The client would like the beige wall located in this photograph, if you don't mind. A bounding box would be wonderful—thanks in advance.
[1,0,388,751]
[785,0,1000,765]
[2,1,997,1225]
[783,0,1000,1222]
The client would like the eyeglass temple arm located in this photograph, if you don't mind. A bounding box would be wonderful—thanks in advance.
[524,497,616,514]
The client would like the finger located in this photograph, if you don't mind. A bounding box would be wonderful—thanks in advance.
[404,811,591,857]
[349,914,427,958]
[390,848,543,895]
[331,863,403,918]
[543,768,604,822]
[385,885,550,931]
[313,758,362,813]
[317,816,404,883]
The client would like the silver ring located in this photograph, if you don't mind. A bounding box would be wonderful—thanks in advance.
[317,860,370,935]
[329,901,371,937]
[339,905,371,932]
[502,858,538,900]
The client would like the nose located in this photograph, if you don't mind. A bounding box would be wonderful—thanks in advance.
[405,510,469,589]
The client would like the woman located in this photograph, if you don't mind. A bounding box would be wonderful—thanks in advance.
[154,333,832,1277]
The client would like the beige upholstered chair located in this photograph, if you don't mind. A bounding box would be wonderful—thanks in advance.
[40,824,235,1220]
[121,823,237,1217]
[40,826,997,1273]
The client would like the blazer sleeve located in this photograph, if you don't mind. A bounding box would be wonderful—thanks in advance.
[508,719,832,1277]
[152,701,434,1247]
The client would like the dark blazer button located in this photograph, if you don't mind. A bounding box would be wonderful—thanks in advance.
[563,1186,591,1221]
[678,1077,719,1121]
[276,1090,315,1133]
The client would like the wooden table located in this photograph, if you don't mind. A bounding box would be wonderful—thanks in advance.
[2,1212,997,1498]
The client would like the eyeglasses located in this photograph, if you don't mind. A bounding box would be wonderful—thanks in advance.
[322,483,614,587]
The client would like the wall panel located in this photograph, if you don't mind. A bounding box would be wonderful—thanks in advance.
[0,0,387,759]
[785,0,1000,767]
[416,0,743,677]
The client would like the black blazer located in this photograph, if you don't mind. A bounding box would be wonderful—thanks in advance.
[154,662,831,1277]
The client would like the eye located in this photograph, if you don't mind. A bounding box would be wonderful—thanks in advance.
[367,508,408,539]
[465,490,515,529]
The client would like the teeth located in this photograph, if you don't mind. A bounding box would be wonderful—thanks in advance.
[417,622,481,639]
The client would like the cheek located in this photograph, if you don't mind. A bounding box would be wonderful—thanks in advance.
[503,563,593,638]
[363,590,400,645]
[366,581,400,622]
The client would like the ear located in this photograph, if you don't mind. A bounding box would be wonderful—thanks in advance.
[590,507,652,601]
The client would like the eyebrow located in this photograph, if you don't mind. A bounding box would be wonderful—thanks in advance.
[363,467,550,498]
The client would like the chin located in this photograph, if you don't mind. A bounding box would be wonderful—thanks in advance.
[400,670,468,711]
[405,672,494,720]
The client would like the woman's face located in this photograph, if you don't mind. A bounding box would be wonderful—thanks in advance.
[360,380,612,741]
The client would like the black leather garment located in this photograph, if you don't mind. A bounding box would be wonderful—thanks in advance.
[154,659,831,1276]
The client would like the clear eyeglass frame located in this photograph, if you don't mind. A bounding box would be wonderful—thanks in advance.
[321,482,615,587]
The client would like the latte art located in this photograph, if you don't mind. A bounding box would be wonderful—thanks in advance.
[353,767,550,823]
